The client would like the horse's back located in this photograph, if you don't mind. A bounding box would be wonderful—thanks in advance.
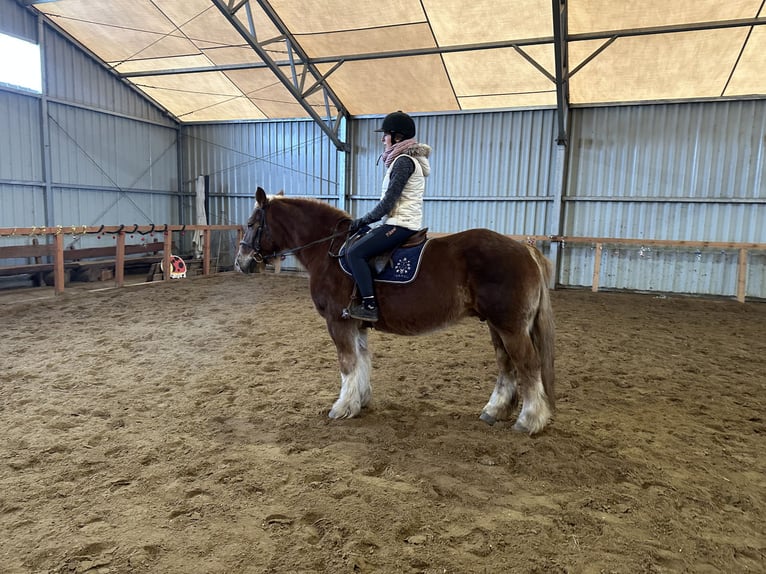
[434,228,541,275]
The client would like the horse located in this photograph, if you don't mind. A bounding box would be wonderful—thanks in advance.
[235,187,556,434]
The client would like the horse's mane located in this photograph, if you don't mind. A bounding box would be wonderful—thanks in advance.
[273,195,350,220]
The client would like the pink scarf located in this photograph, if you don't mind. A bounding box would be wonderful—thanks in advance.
[381,137,418,167]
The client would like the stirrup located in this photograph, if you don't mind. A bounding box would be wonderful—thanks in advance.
[345,303,379,322]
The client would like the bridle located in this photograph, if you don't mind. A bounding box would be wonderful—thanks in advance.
[240,203,351,263]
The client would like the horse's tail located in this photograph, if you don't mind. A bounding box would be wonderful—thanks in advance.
[526,245,556,410]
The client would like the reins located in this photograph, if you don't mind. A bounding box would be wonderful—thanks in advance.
[271,229,349,261]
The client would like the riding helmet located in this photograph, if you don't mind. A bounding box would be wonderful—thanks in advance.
[374,111,416,139]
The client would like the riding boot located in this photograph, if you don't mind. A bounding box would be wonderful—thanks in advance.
[347,296,379,322]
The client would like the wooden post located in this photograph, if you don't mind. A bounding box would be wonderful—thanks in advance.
[163,230,173,281]
[115,231,126,287]
[736,248,748,303]
[53,232,65,295]
[591,243,603,292]
[202,228,211,275]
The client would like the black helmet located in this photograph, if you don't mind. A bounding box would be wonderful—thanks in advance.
[374,111,416,139]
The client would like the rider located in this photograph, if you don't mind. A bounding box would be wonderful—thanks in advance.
[346,111,432,322]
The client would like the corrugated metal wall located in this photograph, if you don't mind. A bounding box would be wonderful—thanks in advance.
[181,120,344,268]
[1,2,180,260]
[350,111,557,237]
[0,0,36,43]
[563,101,766,298]
[181,120,343,227]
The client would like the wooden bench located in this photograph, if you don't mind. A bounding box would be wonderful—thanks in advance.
[0,241,165,286]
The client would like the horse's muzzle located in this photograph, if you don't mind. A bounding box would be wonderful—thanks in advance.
[235,248,256,274]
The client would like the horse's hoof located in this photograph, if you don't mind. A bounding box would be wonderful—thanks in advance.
[479,412,496,426]
[512,421,531,434]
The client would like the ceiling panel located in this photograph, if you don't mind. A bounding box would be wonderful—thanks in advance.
[317,56,458,115]
[29,1,766,123]
[569,0,763,33]
[570,29,749,104]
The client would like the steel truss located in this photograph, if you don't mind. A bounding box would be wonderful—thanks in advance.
[211,0,350,151]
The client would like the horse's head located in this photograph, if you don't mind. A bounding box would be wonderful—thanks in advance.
[235,187,283,273]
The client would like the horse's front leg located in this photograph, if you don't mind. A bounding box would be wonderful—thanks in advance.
[326,320,372,419]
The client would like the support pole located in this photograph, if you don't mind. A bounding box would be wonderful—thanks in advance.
[591,243,603,292]
[53,232,64,294]
[736,248,748,303]
[163,231,173,281]
[115,231,126,287]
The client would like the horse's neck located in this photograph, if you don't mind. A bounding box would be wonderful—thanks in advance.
[276,201,342,274]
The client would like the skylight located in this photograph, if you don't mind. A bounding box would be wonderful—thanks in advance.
[0,33,42,93]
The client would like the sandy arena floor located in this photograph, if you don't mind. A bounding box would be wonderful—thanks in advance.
[1,273,764,573]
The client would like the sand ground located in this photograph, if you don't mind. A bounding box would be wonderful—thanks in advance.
[1,273,764,573]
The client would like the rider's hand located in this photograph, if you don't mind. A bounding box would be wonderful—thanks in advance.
[349,218,363,233]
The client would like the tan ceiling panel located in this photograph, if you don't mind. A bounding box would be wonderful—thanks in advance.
[42,19,188,63]
[424,0,551,44]
[570,29,749,104]
[134,71,265,120]
[459,93,556,110]
[269,0,426,34]
[37,0,177,34]
[224,68,323,119]
[570,0,762,34]
[175,7,257,48]
[297,23,436,59]
[445,46,555,100]
[203,46,264,67]
[317,56,458,115]
[725,25,766,96]
[28,1,766,121]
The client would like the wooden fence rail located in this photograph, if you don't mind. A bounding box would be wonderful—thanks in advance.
[0,225,242,294]
[1,227,763,301]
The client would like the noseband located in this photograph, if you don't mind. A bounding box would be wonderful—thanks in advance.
[240,204,272,263]
[240,203,351,263]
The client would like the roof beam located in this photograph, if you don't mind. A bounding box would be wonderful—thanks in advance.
[211,0,349,151]
[552,0,569,145]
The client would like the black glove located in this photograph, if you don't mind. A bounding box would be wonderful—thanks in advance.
[349,218,364,234]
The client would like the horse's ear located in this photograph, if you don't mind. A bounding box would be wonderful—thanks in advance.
[255,187,268,208]
[276,190,284,197]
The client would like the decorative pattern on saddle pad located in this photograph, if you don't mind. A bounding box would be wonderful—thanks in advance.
[339,240,430,284]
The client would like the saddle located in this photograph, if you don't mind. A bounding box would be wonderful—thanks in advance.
[369,228,428,274]
[339,228,430,284]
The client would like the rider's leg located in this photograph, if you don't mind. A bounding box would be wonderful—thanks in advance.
[346,225,416,321]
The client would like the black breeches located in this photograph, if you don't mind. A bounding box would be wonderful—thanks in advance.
[346,225,417,298]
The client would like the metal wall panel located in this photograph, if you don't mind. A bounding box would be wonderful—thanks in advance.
[562,101,766,298]
[0,91,42,182]
[0,184,45,228]
[349,110,557,235]
[0,0,37,43]
[51,187,180,230]
[1,3,183,239]
[181,120,343,228]
[48,102,178,192]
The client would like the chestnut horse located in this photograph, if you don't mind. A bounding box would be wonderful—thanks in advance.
[236,187,555,434]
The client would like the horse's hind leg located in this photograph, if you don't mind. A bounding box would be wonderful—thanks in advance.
[326,320,372,419]
[480,326,519,425]
[490,325,551,435]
